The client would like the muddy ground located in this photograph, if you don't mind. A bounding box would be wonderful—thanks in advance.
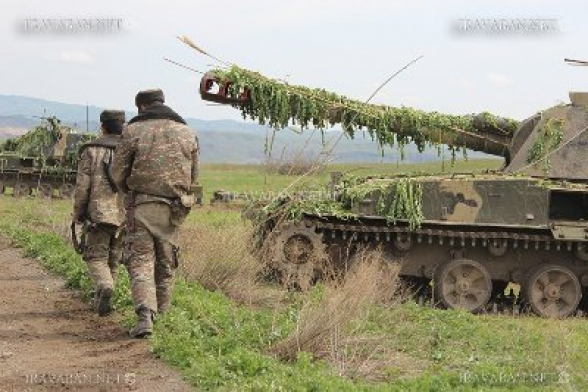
[0,237,193,391]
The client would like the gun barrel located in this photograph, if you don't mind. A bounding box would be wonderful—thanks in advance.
[199,70,516,158]
[327,108,512,157]
[425,123,510,157]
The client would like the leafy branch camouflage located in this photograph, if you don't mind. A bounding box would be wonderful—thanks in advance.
[211,65,518,159]
[526,117,564,173]
[0,116,95,171]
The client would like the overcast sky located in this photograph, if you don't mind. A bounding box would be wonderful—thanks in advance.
[1,0,586,123]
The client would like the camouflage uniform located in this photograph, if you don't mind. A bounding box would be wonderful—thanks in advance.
[73,125,124,312]
[111,96,198,318]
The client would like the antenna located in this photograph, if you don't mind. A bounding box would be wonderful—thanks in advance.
[86,103,89,132]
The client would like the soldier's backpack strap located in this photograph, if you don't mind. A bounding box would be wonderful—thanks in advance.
[102,149,118,193]
[79,137,119,192]
[78,137,119,155]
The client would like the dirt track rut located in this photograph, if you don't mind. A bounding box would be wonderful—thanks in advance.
[0,237,193,391]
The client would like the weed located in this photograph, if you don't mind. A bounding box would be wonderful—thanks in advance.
[271,251,402,368]
[178,223,280,306]
[265,150,325,176]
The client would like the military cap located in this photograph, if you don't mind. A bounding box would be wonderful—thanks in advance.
[135,88,165,107]
[100,109,126,123]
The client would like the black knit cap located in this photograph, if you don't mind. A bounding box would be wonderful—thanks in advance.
[100,109,126,123]
[135,88,165,107]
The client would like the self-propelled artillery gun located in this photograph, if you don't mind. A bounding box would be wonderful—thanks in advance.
[198,65,588,318]
[0,116,94,198]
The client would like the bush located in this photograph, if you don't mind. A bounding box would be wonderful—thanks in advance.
[178,223,280,307]
[264,152,325,176]
[271,250,403,373]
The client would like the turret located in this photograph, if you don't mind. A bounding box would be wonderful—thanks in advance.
[503,92,588,180]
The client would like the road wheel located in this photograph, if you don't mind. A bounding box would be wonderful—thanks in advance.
[264,222,328,291]
[59,183,75,199]
[13,182,31,198]
[434,258,492,312]
[37,183,53,198]
[524,264,581,318]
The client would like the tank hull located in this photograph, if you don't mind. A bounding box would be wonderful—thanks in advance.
[0,169,76,198]
[262,175,588,317]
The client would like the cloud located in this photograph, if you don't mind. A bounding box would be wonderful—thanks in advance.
[56,51,93,64]
[486,72,512,87]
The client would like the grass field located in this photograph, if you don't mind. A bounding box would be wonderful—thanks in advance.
[198,159,503,199]
[0,159,585,391]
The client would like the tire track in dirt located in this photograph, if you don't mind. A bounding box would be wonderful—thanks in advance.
[0,237,193,391]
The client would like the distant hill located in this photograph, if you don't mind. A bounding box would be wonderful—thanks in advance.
[0,95,104,125]
[0,94,497,164]
[0,115,38,129]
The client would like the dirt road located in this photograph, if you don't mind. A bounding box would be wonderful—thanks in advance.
[0,237,193,391]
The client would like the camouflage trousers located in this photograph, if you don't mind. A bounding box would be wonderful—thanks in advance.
[125,202,185,314]
[83,224,122,292]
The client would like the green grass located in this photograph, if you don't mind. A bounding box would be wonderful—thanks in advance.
[199,159,502,199]
[0,200,457,391]
[0,161,585,392]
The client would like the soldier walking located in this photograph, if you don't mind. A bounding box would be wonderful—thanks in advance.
[111,89,199,338]
[72,110,126,316]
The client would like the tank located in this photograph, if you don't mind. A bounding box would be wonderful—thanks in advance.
[0,116,95,198]
[199,66,588,318]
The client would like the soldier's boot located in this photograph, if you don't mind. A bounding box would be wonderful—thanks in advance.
[129,306,154,339]
[95,285,114,317]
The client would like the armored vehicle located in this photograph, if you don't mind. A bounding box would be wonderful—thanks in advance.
[0,117,94,198]
[199,66,588,318]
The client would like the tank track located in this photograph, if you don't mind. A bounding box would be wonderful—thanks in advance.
[0,173,76,199]
[313,218,573,252]
[297,215,588,317]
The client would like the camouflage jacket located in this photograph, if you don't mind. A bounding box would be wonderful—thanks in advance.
[73,134,123,226]
[111,119,199,200]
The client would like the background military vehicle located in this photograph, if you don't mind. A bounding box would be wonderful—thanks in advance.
[0,116,94,198]
[199,66,588,318]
